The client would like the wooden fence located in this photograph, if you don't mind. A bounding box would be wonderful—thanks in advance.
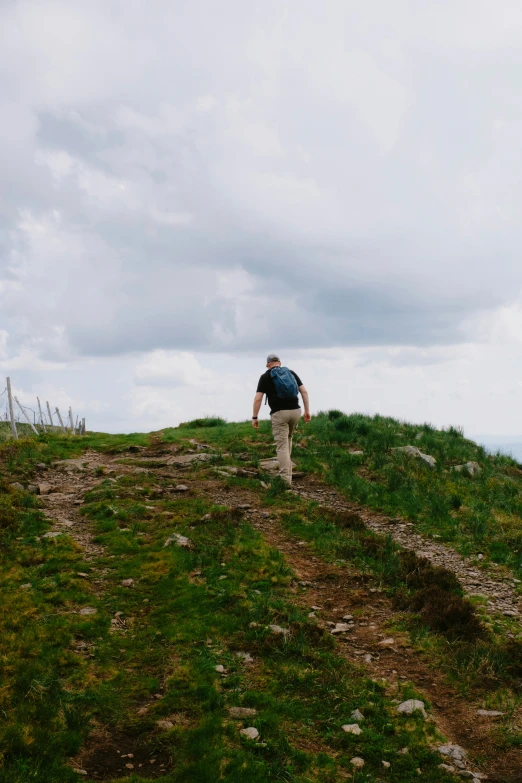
[0,377,86,440]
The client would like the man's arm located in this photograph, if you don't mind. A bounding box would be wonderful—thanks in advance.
[252,392,263,429]
[299,385,311,422]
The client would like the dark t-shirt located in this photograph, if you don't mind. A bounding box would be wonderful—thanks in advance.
[256,368,303,415]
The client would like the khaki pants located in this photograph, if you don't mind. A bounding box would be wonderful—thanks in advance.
[271,408,302,484]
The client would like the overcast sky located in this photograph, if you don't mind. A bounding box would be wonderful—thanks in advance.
[1,0,522,437]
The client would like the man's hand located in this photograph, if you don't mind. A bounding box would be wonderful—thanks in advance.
[252,392,263,429]
[304,412,311,423]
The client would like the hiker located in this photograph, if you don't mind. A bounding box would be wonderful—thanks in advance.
[252,354,311,485]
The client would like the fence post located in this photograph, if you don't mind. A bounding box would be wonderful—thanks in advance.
[55,407,67,434]
[14,397,39,434]
[37,397,47,432]
[81,417,86,435]
[6,377,17,440]
[68,407,74,433]
[46,401,54,430]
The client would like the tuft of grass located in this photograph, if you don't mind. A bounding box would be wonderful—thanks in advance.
[178,417,227,429]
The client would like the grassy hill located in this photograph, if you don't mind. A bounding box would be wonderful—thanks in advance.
[1,413,521,783]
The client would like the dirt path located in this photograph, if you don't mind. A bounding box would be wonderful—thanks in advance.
[298,476,522,623]
[37,453,106,558]
[202,476,522,783]
[34,448,522,781]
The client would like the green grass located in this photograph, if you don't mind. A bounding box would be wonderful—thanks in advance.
[295,412,522,575]
[2,414,522,780]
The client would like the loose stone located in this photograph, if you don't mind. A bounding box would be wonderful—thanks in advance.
[267,624,288,635]
[164,534,191,548]
[438,745,467,763]
[350,757,365,769]
[342,723,362,735]
[240,727,259,740]
[156,720,174,730]
[397,699,427,719]
[330,623,352,634]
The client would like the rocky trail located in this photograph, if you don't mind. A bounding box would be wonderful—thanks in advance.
[31,446,522,782]
[298,478,522,624]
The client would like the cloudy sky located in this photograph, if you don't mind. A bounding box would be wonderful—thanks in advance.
[1,0,522,438]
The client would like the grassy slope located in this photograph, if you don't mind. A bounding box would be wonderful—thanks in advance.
[1,414,522,782]
[301,412,522,573]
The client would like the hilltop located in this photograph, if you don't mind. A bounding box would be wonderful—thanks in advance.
[1,413,522,783]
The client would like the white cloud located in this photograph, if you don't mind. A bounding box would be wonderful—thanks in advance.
[2,0,522,437]
[134,351,215,387]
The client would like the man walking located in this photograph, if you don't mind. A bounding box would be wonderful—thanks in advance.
[252,354,311,485]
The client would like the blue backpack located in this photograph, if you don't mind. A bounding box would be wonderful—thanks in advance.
[270,366,299,400]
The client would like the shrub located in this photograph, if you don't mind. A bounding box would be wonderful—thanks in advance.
[327,409,344,420]
[179,417,227,429]
[398,550,462,594]
[406,586,486,641]
[322,508,366,530]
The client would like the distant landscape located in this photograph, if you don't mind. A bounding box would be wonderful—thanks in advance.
[475,437,522,464]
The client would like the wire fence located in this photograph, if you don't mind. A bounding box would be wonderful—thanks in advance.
[1,377,86,440]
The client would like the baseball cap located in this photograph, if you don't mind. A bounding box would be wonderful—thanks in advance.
[266,353,280,363]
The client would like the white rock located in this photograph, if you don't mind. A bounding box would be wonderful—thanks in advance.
[476,709,504,717]
[215,665,226,674]
[393,445,436,467]
[397,700,427,719]
[240,726,259,740]
[331,623,352,635]
[267,624,288,635]
[43,531,62,538]
[79,607,97,615]
[342,723,362,735]
[235,652,254,663]
[378,638,396,646]
[121,579,134,587]
[174,484,189,492]
[20,583,32,590]
[438,744,467,762]
[382,760,391,768]
[350,757,365,769]
[350,709,364,721]
[438,764,455,773]
[454,461,482,477]
[164,533,191,548]
[156,720,174,730]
